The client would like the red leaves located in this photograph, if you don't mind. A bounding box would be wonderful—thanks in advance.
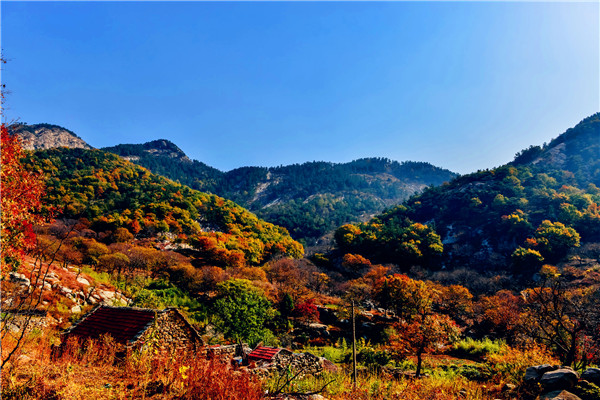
[1,124,48,271]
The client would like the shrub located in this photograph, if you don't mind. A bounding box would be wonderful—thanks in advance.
[450,337,506,361]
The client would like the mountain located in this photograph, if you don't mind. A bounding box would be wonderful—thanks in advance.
[335,113,600,275]
[25,148,304,267]
[9,123,93,151]
[103,141,458,246]
[102,141,222,193]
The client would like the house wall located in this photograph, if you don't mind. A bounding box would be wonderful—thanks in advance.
[136,310,201,352]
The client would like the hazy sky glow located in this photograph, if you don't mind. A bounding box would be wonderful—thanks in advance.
[2,1,598,175]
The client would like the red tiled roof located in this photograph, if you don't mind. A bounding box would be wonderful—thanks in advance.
[248,346,281,361]
[67,306,156,344]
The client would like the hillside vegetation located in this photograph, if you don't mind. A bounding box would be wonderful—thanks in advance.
[3,116,600,400]
[335,113,600,275]
[103,140,457,245]
[25,148,303,267]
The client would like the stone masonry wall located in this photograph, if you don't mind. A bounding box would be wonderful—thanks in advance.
[136,309,201,352]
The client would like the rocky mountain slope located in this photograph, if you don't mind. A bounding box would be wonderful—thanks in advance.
[103,141,458,246]
[9,123,458,246]
[335,113,600,275]
[9,123,93,151]
[10,123,458,246]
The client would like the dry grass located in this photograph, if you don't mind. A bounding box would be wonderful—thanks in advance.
[2,326,558,400]
[1,328,263,400]
[265,345,558,400]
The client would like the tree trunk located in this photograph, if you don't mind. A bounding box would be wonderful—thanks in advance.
[415,350,423,377]
[563,330,579,367]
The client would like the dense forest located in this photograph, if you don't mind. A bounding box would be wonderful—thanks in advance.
[103,140,457,245]
[25,148,304,267]
[335,113,600,276]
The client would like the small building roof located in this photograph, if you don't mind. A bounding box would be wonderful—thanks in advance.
[248,346,281,361]
[65,306,156,344]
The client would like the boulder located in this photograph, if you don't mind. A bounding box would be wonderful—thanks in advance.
[97,289,115,300]
[76,276,90,286]
[538,390,581,400]
[9,272,30,287]
[526,364,557,383]
[540,369,580,391]
[581,368,600,386]
[60,286,73,294]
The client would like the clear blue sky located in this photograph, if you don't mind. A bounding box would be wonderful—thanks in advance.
[2,1,598,175]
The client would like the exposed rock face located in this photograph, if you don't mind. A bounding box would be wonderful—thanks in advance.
[141,140,191,162]
[10,123,93,150]
[9,272,31,287]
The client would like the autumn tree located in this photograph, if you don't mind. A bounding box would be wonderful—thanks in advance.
[528,220,581,263]
[98,252,130,276]
[390,313,460,377]
[0,125,47,272]
[0,122,56,368]
[375,274,461,376]
[374,274,438,320]
[341,253,372,275]
[265,258,309,301]
[474,289,524,342]
[522,265,600,368]
[292,298,319,323]
[433,283,473,324]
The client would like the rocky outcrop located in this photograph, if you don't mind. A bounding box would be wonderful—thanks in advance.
[539,390,582,400]
[540,369,579,391]
[580,368,600,386]
[526,365,600,400]
[10,123,93,150]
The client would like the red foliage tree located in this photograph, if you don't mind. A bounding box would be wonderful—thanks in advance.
[1,125,47,272]
[293,298,320,323]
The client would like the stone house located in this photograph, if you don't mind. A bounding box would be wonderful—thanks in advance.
[62,305,203,351]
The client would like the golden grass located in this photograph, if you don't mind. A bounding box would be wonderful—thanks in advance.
[2,329,263,400]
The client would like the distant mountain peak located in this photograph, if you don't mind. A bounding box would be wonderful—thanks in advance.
[9,123,93,151]
[102,139,192,163]
[141,139,191,162]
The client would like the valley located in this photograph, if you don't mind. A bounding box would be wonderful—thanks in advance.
[2,114,600,400]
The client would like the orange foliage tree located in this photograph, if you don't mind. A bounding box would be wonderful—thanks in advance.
[376,274,461,377]
[390,313,460,377]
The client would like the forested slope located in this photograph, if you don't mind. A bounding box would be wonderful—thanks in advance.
[104,139,457,245]
[335,113,600,273]
[26,148,303,267]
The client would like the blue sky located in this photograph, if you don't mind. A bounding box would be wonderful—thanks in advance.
[2,1,598,175]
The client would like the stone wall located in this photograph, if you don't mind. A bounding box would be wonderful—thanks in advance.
[135,309,202,352]
[274,349,323,375]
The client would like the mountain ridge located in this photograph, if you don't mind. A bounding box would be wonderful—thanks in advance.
[334,112,600,275]
[102,141,458,245]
